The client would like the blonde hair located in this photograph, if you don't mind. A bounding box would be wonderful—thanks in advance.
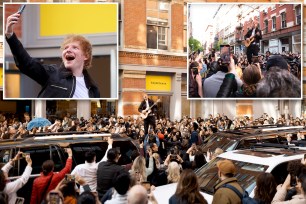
[167,162,180,183]
[131,156,147,182]
[61,34,93,69]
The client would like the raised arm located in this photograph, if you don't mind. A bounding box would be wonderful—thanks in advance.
[5,12,49,85]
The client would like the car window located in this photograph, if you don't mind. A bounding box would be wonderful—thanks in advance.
[196,158,268,195]
[0,149,12,164]
[70,140,137,166]
[201,135,239,153]
[70,142,107,166]
[20,146,52,175]
[51,146,66,172]
[0,148,16,177]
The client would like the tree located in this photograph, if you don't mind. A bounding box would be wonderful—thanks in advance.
[188,37,203,53]
[214,38,228,51]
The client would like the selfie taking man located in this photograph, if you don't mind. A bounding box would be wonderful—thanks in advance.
[5,12,100,98]
[244,18,262,64]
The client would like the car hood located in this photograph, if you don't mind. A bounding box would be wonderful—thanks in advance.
[153,183,213,204]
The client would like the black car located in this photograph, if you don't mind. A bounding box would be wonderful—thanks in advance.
[0,133,138,204]
[200,125,305,154]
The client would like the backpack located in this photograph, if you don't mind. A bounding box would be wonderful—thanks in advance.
[222,184,258,204]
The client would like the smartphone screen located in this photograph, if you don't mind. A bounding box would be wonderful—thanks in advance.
[220,45,231,64]
[49,192,60,204]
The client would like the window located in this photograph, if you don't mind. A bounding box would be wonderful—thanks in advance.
[281,12,286,28]
[264,20,268,34]
[295,5,301,25]
[272,16,276,31]
[147,0,169,50]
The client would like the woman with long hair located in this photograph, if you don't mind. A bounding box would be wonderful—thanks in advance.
[130,153,153,183]
[169,169,208,204]
[167,162,181,184]
[254,173,277,204]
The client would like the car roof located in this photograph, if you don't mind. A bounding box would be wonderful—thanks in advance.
[0,133,135,149]
[213,125,305,139]
[217,147,306,167]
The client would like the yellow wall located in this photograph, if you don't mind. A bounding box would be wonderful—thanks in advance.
[40,4,117,36]
[146,75,172,91]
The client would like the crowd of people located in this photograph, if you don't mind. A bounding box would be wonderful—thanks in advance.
[189,17,301,99]
[0,111,306,203]
[1,111,306,141]
[189,49,301,98]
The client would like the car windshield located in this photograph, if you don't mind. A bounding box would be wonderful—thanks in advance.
[196,157,268,195]
[202,135,238,152]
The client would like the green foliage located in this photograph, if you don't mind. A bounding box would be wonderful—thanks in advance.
[188,37,203,52]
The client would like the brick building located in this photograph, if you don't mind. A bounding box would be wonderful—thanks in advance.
[259,4,301,54]
[0,0,305,121]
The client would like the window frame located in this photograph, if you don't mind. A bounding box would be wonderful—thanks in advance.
[281,12,286,29]
[272,16,276,31]
[146,0,170,51]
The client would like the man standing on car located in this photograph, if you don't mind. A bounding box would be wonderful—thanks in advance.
[244,18,262,64]
[212,160,243,204]
[5,12,100,98]
[138,93,157,135]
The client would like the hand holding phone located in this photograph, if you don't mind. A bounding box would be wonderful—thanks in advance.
[18,5,26,14]
[220,44,231,64]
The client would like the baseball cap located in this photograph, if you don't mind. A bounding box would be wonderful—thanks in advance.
[266,55,288,71]
[217,160,236,175]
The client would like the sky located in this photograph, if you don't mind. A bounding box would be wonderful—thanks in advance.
[189,4,220,43]
[189,4,268,43]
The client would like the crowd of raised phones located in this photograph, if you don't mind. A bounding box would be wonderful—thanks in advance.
[189,50,301,98]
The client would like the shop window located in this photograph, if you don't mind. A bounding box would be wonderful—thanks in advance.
[147,0,169,51]
[281,12,286,29]
[272,16,276,31]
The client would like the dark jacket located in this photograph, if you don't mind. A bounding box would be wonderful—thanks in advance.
[189,131,199,146]
[217,73,256,98]
[6,33,100,98]
[138,99,157,115]
[244,27,262,43]
[169,194,208,204]
[216,73,237,97]
[96,160,126,199]
[212,177,243,204]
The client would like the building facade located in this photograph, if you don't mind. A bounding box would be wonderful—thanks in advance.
[0,0,305,122]
[259,4,301,54]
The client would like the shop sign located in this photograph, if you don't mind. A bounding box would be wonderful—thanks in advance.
[146,75,171,91]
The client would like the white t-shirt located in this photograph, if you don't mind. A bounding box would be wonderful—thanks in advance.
[73,76,89,98]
